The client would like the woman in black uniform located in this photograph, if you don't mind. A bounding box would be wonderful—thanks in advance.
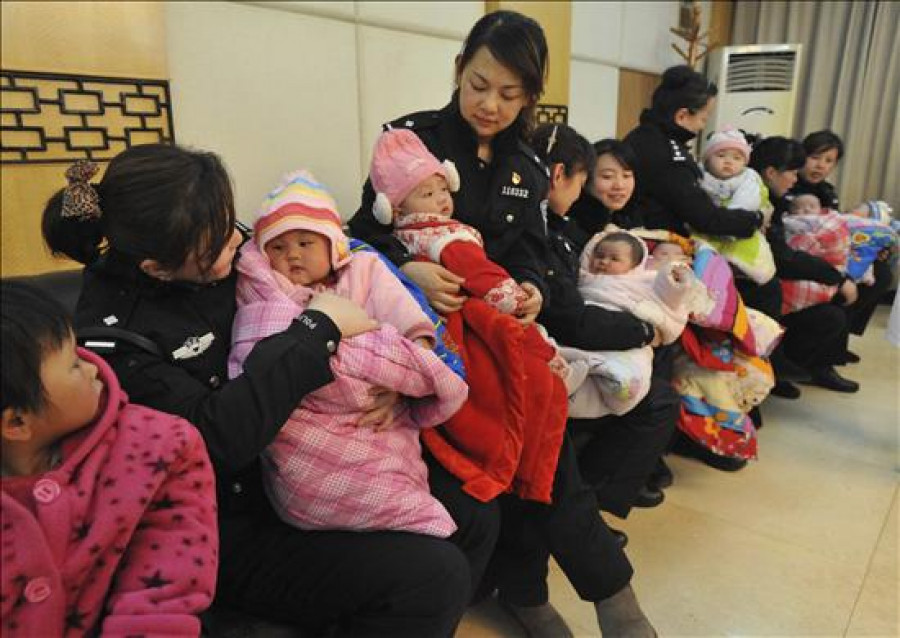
[749,136,859,394]
[350,10,655,638]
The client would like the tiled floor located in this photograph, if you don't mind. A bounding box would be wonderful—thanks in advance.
[458,305,899,637]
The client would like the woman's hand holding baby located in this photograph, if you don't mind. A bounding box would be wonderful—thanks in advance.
[401,262,467,314]
[308,292,378,338]
[838,278,859,305]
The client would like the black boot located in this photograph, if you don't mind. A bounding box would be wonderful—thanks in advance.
[647,457,674,490]
[672,435,748,472]
[805,366,860,393]
[770,379,801,399]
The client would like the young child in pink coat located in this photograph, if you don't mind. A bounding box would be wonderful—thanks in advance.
[1,282,218,637]
[228,170,467,537]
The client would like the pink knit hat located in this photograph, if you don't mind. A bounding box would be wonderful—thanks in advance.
[369,128,460,225]
[253,169,351,270]
[703,126,751,162]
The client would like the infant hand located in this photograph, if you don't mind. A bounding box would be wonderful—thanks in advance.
[516,282,543,325]
[357,387,399,431]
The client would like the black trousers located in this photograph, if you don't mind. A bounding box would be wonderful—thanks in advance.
[482,434,634,607]
[426,448,501,599]
[737,277,848,369]
[569,369,679,518]
[216,504,471,638]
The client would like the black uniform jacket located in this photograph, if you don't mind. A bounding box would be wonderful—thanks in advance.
[538,212,655,352]
[348,95,552,296]
[767,196,844,284]
[75,249,341,517]
[624,109,762,239]
[565,190,646,252]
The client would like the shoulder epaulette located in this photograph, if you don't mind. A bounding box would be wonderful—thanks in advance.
[383,110,441,132]
[517,140,550,178]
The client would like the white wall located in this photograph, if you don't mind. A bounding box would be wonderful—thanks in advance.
[165,1,478,221]
[568,0,711,141]
[166,1,699,216]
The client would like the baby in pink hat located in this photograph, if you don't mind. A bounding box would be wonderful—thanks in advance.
[697,126,777,285]
[370,128,579,387]
[370,127,531,316]
[700,126,768,217]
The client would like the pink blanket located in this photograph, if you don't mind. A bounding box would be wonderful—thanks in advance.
[229,243,468,537]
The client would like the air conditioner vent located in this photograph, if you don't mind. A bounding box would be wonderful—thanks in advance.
[726,51,797,92]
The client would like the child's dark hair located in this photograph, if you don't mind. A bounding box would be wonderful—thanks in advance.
[457,10,548,135]
[748,136,806,174]
[802,129,844,160]
[651,65,718,121]
[42,144,236,273]
[531,124,596,177]
[592,138,638,172]
[1,282,73,413]
[598,231,645,266]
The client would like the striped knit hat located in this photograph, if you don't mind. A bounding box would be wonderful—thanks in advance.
[254,169,351,269]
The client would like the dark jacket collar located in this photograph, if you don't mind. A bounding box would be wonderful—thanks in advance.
[546,210,569,233]
[93,249,230,296]
[639,108,696,145]
[442,91,524,158]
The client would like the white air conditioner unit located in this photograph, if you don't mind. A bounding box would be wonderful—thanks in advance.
[700,44,803,155]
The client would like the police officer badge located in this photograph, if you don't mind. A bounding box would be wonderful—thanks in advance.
[172,332,215,360]
[502,171,529,199]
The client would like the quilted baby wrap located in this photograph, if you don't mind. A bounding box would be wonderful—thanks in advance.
[229,242,467,537]
[559,231,707,419]
[780,211,849,314]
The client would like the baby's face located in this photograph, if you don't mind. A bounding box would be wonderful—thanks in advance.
[706,148,747,180]
[652,242,687,263]
[400,173,454,217]
[264,229,332,286]
[590,240,636,275]
[789,194,822,216]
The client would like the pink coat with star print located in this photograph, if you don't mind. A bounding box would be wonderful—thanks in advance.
[0,348,218,637]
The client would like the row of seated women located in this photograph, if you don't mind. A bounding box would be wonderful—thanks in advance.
[3,8,894,638]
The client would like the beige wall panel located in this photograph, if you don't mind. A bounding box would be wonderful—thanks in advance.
[569,59,619,144]
[165,1,362,221]
[571,1,622,65]
[0,1,166,78]
[486,1,571,106]
[617,68,660,138]
[241,1,357,20]
[357,1,483,39]
[357,26,463,178]
[1,1,166,276]
[1,166,82,276]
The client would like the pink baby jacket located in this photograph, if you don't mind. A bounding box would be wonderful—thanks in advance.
[229,242,467,537]
[0,348,218,637]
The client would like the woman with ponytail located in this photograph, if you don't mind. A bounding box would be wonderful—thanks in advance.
[42,144,476,637]
[624,65,767,239]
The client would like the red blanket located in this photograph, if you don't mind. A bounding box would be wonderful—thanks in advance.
[422,298,568,504]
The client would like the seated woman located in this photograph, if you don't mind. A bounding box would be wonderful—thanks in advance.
[41,147,478,638]
[349,11,656,638]
[748,136,859,395]
[790,129,895,352]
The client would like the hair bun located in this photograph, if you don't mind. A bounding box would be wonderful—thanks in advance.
[661,65,696,90]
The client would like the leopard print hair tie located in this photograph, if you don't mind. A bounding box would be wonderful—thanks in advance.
[61,160,102,221]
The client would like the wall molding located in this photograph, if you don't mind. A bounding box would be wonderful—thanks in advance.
[0,69,174,164]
